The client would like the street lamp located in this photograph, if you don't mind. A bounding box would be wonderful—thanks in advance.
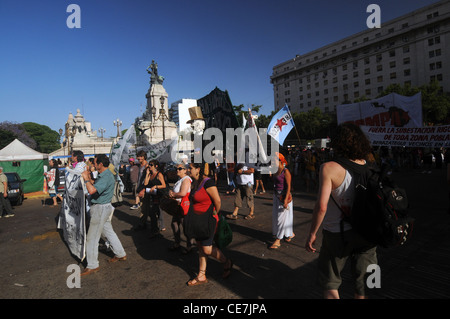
[151,96,170,140]
[99,127,106,141]
[113,118,122,138]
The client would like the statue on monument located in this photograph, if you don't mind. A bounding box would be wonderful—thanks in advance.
[147,60,164,85]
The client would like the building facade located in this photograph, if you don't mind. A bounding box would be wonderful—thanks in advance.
[170,98,198,133]
[270,0,450,115]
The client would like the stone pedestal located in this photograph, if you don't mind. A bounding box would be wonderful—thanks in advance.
[139,83,178,144]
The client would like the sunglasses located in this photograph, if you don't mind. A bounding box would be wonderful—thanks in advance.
[148,164,154,167]
[176,167,185,171]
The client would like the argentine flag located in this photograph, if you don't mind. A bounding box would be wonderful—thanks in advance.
[267,104,295,146]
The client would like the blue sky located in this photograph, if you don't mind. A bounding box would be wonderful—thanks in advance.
[0,0,440,139]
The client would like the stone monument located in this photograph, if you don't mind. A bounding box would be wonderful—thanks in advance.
[138,60,178,145]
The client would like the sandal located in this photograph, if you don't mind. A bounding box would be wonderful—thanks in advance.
[244,214,255,220]
[222,258,233,279]
[226,214,238,220]
[269,243,281,249]
[284,234,296,242]
[187,270,208,286]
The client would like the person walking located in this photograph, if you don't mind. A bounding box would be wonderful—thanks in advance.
[185,162,232,286]
[138,160,166,237]
[305,123,377,299]
[81,154,127,276]
[270,152,294,249]
[253,161,266,195]
[168,162,195,253]
[226,161,255,220]
[132,151,149,230]
[304,149,317,193]
[44,159,63,206]
[0,166,14,218]
[128,158,140,210]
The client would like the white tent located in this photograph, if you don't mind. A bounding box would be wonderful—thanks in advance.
[0,139,48,193]
[0,139,48,161]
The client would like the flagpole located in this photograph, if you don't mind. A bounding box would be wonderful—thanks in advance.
[287,106,302,146]
[248,108,268,162]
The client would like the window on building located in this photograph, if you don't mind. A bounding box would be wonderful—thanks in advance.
[390,72,397,79]
[403,57,410,65]
[404,69,411,76]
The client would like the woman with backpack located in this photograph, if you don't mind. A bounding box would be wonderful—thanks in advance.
[305,123,377,299]
[184,161,233,286]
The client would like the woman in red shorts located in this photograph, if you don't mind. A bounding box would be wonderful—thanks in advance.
[185,162,233,286]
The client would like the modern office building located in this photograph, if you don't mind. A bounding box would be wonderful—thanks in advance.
[270,0,450,115]
[170,98,198,132]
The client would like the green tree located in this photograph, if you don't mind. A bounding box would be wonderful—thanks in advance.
[0,128,16,150]
[22,122,61,153]
[233,104,262,127]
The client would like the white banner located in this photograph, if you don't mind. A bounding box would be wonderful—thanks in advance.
[337,93,422,128]
[137,138,178,163]
[57,170,86,261]
[361,125,450,148]
[110,124,137,168]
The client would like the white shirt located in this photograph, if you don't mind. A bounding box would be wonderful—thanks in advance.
[173,176,191,202]
[236,165,254,186]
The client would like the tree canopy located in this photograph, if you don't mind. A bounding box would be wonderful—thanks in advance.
[0,121,60,153]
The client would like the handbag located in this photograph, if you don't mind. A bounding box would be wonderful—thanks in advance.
[159,197,182,217]
[214,215,233,249]
[180,193,190,216]
[183,178,216,241]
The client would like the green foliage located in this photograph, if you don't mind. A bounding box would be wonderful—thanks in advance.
[233,104,262,126]
[22,122,61,153]
[0,129,16,150]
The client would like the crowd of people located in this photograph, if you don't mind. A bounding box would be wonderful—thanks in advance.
[33,130,449,297]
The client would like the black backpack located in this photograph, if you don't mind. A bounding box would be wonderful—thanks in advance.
[331,157,414,248]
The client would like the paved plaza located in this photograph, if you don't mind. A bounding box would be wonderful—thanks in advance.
[0,166,449,301]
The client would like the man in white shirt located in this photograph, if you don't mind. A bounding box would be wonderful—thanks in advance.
[226,162,255,220]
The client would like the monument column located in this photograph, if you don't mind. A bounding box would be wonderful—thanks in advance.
[139,60,178,145]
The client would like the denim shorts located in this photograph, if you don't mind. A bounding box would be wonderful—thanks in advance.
[317,229,377,296]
